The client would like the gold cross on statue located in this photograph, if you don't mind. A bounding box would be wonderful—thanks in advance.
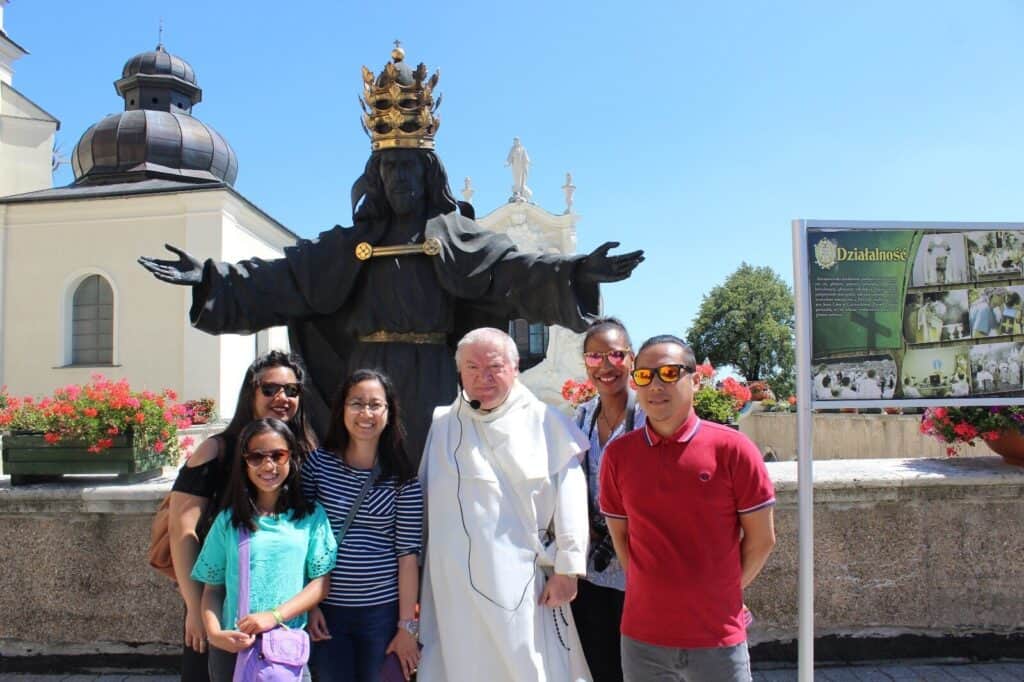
[355,238,442,261]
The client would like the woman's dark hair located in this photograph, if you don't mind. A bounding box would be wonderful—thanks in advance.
[221,350,317,456]
[583,316,632,351]
[322,369,416,483]
[224,418,313,530]
[351,149,459,223]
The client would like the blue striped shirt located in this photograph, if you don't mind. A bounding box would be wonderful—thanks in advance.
[575,394,645,590]
[301,447,423,607]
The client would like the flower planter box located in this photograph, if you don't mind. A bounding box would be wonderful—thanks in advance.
[1,432,163,486]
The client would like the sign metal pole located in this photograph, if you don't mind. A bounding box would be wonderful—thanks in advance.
[792,219,815,681]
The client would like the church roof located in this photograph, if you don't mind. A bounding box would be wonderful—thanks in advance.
[0,178,300,241]
[120,44,197,86]
[0,81,60,127]
[0,28,28,57]
[70,43,237,187]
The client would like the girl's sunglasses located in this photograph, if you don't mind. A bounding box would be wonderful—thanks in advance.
[582,350,631,367]
[257,382,302,398]
[242,449,291,468]
[630,364,695,387]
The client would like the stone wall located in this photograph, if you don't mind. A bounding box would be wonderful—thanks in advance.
[739,412,992,460]
[1,457,1022,661]
[0,470,180,656]
[746,456,1024,648]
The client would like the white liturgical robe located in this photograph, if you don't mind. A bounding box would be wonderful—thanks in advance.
[417,381,592,681]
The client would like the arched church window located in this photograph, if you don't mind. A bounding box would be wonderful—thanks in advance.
[71,275,114,365]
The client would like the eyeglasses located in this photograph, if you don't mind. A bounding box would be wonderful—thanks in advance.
[582,350,632,367]
[631,364,695,387]
[257,382,302,399]
[345,400,388,414]
[243,449,291,467]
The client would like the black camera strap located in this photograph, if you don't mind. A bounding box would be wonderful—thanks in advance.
[578,393,637,563]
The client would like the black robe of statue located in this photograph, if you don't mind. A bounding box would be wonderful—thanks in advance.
[189,211,599,461]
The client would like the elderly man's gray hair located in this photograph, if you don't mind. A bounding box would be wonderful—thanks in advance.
[455,327,520,369]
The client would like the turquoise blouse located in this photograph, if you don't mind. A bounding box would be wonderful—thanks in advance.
[191,503,337,630]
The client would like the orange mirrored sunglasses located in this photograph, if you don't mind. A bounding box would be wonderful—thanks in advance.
[630,364,695,387]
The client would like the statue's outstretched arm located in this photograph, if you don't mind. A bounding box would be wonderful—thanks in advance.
[139,242,318,334]
[138,244,203,286]
[575,241,645,285]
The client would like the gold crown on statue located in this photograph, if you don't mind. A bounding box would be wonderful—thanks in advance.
[360,42,442,151]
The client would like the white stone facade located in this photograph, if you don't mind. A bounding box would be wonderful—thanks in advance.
[0,188,292,419]
[0,2,59,201]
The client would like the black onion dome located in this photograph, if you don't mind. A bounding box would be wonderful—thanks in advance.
[72,110,238,185]
[71,44,237,186]
[121,45,197,85]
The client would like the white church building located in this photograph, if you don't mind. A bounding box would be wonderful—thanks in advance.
[0,8,291,418]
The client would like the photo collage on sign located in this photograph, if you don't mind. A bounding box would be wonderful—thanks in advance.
[901,230,1024,398]
[810,228,1024,401]
[812,356,898,401]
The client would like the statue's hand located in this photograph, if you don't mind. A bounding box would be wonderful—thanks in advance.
[137,244,203,286]
[576,241,645,285]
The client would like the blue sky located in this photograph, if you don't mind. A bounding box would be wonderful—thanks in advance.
[7,1,1024,359]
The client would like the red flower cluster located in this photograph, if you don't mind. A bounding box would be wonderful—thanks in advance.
[0,375,192,458]
[561,379,597,409]
[719,377,752,410]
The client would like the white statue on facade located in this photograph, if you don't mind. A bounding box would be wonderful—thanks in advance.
[505,137,532,202]
[461,176,475,204]
[561,172,575,214]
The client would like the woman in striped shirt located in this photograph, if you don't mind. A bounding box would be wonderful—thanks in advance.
[302,369,423,681]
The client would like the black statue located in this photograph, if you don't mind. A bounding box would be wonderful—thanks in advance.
[139,47,643,460]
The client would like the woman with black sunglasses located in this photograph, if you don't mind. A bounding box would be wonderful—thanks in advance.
[571,317,646,682]
[167,350,318,682]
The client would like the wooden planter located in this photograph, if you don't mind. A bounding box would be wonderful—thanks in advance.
[1,431,163,486]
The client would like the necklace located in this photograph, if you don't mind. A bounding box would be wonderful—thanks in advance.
[249,498,277,517]
[598,401,625,433]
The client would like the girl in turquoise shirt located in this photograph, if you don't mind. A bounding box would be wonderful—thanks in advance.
[192,418,337,681]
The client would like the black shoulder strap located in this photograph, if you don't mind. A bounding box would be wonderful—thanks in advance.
[625,390,638,432]
[577,400,601,441]
[334,461,381,547]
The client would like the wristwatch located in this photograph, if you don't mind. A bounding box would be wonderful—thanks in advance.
[398,618,420,638]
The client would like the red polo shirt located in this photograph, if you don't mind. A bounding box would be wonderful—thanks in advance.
[599,411,775,649]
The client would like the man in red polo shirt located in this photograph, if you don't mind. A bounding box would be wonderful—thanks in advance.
[600,335,776,682]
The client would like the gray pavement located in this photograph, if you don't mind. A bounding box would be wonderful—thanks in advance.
[2,661,1024,681]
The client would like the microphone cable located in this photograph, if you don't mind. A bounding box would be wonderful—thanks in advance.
[451,396,538,612]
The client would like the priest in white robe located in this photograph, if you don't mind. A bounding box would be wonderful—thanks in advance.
[418,327,592,681]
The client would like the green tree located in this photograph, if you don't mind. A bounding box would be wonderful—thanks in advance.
[686,263,795,397]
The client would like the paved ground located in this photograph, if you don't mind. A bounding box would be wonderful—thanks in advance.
[2,661,1023,681]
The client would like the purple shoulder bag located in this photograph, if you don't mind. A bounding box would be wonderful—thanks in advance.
[232,525,310,682]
